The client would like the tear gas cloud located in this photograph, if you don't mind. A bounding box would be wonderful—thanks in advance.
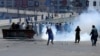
[41,7,100,41]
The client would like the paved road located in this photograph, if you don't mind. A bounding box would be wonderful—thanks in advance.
[0,38,100,56]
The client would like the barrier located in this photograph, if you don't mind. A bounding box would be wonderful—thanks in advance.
[2,29,36,39]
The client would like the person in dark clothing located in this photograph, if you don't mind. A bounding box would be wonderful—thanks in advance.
[10,22,16,29]
[55,23,60,33]
[46,26,54,45]
[90,25,98,46]
[25,18,29,25]
[15,22,20,29]
[75,26,81,43]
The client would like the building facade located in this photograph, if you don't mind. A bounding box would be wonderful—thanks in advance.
[0,0,47,11]
[51,0,71,13]
[0,0,78,13]
[71,0,100,12]
[1,0,100,19]
[88,0,100,11]
[0,0,47,19]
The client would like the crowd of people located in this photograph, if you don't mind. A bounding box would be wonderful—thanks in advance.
[35,22,72,35]
[10,22,33,30]
[9,21,99,46]
[46,24,98,46]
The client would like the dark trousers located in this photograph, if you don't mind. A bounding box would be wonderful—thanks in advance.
[75,34,80,43]
[91,38,97,46]
[47,37,54,45]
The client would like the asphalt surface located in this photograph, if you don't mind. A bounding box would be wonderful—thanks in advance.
[0,39,100,56]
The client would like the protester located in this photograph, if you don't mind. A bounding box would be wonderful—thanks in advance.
[10,22,16,29]
[46,26,54,45]
[15,22,20,29]
[90,25,98,46]
[20,22,26,29]
[75,26,81,43]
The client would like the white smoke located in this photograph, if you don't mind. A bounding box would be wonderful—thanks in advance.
[41,7,100,41]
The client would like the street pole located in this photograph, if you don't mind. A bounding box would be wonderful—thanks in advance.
[23,5,27,24]
[47,7,50,19]
[18,7,21,23]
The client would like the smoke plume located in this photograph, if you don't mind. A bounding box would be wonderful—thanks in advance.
[41,7,100,41]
